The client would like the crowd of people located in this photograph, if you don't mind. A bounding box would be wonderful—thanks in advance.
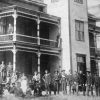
[0,61,100,98]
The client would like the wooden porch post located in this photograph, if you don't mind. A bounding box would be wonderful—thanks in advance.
[37,16,40,45]
[37,52,41,73]
[12,9,17,41]
[12,9,17,72]
[12,45,17,72]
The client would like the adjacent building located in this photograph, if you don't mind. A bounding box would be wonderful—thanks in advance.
[44,0,90,74]
[88,13,100,76]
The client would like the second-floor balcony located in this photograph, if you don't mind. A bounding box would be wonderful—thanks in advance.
[0,5,61,49]
[0,34,59,48]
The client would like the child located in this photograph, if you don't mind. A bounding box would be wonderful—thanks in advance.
[72,81,76,94]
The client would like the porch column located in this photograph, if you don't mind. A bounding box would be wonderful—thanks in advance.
[37,52,41,73]
[37,16,40,45]
[12,45,17,72]
[12,10,17,41]
[57,55,62,73]
[57,21,61,48]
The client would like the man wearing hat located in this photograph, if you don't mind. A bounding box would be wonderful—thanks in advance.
[94,74,99,96]
[53,70,61,95]
[86,71,92,96]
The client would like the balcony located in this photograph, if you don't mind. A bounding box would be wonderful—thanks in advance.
[40,38,58,48]
[0,34,58,48]
[0,34,13,42]
[16,34,37,44]
[0,5,61,50]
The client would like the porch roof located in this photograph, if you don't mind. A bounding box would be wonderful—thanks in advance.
[0,5,60,24]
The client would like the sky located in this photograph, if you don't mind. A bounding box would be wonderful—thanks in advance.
[88,0,100,7]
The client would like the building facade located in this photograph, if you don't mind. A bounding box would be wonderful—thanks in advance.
[44,0,90,74]
[88,13,100,76]
[0,0,61,78]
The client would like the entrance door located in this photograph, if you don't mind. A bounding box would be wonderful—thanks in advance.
[76,54,86,74]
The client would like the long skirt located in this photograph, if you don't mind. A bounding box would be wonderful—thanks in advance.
[21,79,27,94]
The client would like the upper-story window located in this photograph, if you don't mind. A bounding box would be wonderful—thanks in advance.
[74,0,83,4]
[75,20,84,41]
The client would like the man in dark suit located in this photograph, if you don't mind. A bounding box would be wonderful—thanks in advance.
[86,72,92,96]
[78,71,86,96]
[53,70,61,95]
[94,74,99,96]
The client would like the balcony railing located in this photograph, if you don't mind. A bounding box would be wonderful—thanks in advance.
[16,34,37,44]
[0,34,59,48]
[40,38,58,48]
[0,34,13,42]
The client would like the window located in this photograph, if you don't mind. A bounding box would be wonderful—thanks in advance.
[90,59,97,75]
[0,18,6,35]
[76,54,86,74]
[75,20,84,41]
[74,0,83,4]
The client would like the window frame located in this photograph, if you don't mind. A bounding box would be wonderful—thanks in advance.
[75,20,84,41]
[76,54,86,74]
[74,0,83,4]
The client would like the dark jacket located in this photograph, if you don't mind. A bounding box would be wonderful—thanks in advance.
[87,75,92,85]
[94,75,99,87]
[43,73,51,85]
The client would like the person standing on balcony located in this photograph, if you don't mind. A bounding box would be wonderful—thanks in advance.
[0,21,4,35]
[7,24,14,34]
[56,34,60,47]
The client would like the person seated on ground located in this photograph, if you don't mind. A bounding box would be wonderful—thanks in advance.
[15,82,24,97]
[26,85,32,97]
[5,83,11,92]
[10,83,16,94]
[3,83,11,96]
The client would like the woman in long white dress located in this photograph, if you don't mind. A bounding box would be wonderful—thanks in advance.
[20,73,28,95]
